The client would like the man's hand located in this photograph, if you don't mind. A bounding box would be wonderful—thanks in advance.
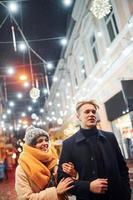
[90,178,108,194]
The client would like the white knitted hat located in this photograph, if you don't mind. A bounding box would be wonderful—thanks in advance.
[24,125,49,146]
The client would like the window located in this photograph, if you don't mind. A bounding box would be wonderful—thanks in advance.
[90,34,99,64]
[104,6,119,42]
[74,71,78,87]
[81,62,87,79]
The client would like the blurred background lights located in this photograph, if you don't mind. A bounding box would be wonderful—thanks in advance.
[18,42,27,52]
[51,111,55,115]
[17,93,23,99]
[23,81,30,87]
[9,101,15,107]
[8,2,18,13]
[17,147,22,153]
[40,108,44,113]
[61,38,67,46]
[63,0,73,7]
[2,114,7,119]
[28,106,32,111]
[47,62,53,70]
[21,112,26,117]
[56,92,60,97]
[20,142,24,146]
[7,109,11,114]
[7,67,15,75]
[79,56,84,61]
[18,119,22,123]
[53,76,58,82]
[9,126,13,130]
[12,153,17,159]
[31,113,37,119]
[32,121,37,125]
[43,88,48,94]
[43,121,46,125]
[19,75,27,81]
[32,99,37,103]
[3,127,6,131]
[57,118,63,125]
[48,101,52,106]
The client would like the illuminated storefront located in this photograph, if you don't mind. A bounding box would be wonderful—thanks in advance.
[112,113,133,159]
[105,87,133,160]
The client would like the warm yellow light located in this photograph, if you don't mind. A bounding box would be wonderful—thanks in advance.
[22,120,28,125]
[19,75,27,81]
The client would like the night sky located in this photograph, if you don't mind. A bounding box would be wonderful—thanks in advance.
[0,0,72,71]
[0,0,74,119]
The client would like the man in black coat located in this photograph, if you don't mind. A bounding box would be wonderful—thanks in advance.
[58,100,131,200]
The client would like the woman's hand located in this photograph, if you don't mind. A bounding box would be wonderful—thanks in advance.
[62,162,77,178]
[53,165,58,186]
[56,177,74,195]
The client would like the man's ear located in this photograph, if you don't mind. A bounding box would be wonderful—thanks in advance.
[77,113,80,121]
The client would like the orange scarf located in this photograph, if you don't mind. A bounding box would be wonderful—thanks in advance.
[18,144,58,190]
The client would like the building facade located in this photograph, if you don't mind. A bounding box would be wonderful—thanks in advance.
[43,0,133,160]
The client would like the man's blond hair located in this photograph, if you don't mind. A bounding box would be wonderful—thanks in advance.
[76,100,99,113]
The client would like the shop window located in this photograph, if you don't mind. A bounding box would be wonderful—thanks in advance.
[112,114,133,159]
[121,80,133,111]
[105,91,127,121]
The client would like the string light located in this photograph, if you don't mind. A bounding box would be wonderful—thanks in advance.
[57,118,63,125]
[90,0,111,19]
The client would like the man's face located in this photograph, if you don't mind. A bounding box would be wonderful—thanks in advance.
[77,103,97,128]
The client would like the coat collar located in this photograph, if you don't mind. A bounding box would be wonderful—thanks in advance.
[75,128,106,143]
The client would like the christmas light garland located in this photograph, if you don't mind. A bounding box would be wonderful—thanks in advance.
[90,0,112,19]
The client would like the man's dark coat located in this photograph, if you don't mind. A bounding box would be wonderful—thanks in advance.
[58,129,131,200]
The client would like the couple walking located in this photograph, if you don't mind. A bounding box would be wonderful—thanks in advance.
[15,100,131,200]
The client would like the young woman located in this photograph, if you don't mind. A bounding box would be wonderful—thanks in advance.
[15,126,74,200]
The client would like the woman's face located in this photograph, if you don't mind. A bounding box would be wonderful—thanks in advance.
[34,136,49,152]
